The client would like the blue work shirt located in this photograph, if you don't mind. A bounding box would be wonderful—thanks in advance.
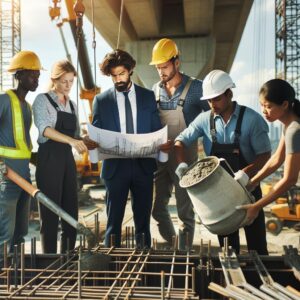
[176,102,271,164]
[154,73,210,126]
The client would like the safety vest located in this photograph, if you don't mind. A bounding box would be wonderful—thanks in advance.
[0,89,32,159]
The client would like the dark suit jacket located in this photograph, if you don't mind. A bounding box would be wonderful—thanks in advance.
[92,84,162,179]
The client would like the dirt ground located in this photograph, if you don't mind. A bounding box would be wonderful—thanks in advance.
[26,185,299,255]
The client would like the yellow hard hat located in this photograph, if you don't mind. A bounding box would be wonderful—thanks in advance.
[149,38,179,65]
[7,50,44,73]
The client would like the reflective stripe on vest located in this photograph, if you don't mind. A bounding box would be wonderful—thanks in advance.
[0,90,31,159]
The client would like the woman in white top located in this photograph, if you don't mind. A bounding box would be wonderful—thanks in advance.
[240,79,300,225]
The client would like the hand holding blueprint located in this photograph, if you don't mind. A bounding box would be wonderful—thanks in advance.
[87,124,168,163]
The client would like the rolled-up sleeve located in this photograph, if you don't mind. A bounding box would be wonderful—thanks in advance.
[249,114,271,155]
[32,94,53,139]
[176,115,204,147]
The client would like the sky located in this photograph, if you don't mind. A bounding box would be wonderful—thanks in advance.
[20,0,276,149]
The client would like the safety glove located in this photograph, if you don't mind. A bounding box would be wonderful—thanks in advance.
[234,170,249,187]
[175,162,188,179]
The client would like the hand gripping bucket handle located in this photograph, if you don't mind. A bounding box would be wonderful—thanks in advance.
[219,158,255,204]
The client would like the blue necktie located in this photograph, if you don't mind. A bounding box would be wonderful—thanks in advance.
[123,91,134,133]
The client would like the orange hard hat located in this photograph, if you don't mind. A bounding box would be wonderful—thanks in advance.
[149,38,179,65]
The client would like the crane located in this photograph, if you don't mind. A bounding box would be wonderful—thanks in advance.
[0,0,21,90]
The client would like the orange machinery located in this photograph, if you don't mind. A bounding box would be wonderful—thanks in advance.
[265,185,300,235]
[49,0,101,188]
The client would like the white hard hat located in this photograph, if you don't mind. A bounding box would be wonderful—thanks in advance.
[201,70,236,100]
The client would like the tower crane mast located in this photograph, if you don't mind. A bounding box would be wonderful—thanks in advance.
[275,0,300,97]
[0,0,21,90]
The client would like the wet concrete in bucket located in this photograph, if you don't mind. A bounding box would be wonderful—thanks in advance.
[180,159,218,188]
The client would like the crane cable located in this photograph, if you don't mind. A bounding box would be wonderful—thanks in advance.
[73,0,85,119]
[116,0,125,49]
[91,0,97,97]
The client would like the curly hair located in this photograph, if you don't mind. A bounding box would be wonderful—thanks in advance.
[100,49,136,76]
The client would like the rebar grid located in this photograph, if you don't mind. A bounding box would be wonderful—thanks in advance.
[0,246,199,300]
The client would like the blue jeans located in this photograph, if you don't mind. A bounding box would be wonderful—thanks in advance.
[0,179,31,254]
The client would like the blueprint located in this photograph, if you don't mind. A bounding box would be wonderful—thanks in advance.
[87,124,168,163]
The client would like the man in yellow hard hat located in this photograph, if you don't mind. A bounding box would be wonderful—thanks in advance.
[0,50,42,260]
[150,38,209,249]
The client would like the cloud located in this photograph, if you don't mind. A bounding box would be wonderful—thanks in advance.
[231,67,275,110]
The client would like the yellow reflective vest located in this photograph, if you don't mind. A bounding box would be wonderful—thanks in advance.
[0,90,32,159]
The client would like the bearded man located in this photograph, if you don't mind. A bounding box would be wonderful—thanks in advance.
[92,49,164,248]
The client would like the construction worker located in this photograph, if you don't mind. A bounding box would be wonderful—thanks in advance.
[149,38,209,249]
[174,70,271,255]
[0,51,41,257]
[239,79,300,225]
[92,49,167,248]
[32,60,97,254]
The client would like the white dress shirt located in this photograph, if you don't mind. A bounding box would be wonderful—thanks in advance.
[116,83,137,134]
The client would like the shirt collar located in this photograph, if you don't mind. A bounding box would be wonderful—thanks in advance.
[48,90,70,103]
[159,72,188,89]
[213,101,240,120]
[159,73,189,100]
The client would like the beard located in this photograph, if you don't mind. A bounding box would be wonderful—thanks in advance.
[160,66,176,84]
[115,79,131,92]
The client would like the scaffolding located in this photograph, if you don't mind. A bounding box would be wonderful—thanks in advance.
[0,0,21,90]
[275,0,300,97]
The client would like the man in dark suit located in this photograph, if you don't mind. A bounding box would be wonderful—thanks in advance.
[92,49,166,248]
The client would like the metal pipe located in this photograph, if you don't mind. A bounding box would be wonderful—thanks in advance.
[21,243,25,286]
[272,282,300,300]
[3,240,7,269]
[228,284,263,300]
[78,239,82,299]
[260,284,292,300]
[243,282,274,300]
[110,234,116,248]
[13,245,18,289]
[125,226,128,248]
[161,270,165,300]
[191,267,195,294]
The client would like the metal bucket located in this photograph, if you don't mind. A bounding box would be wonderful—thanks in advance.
[179,156,253,235]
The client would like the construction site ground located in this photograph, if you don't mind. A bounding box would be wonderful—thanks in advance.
[25,184,300,255]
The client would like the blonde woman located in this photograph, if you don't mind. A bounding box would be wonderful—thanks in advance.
[32,60,97,254]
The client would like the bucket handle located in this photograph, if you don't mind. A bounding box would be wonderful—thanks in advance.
[218,158,255,204]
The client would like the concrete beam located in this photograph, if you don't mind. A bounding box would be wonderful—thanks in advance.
[124,0,162,38]
[183,0,214,35]
[82,0,253,86]
[84,0,138,49]
[214,0,253,71]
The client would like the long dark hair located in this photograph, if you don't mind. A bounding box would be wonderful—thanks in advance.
[100,49,136,76]
[259,79,300,117]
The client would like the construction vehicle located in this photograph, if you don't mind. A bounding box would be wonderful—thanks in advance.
[266,185,300,235]
[49,0,101,189]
